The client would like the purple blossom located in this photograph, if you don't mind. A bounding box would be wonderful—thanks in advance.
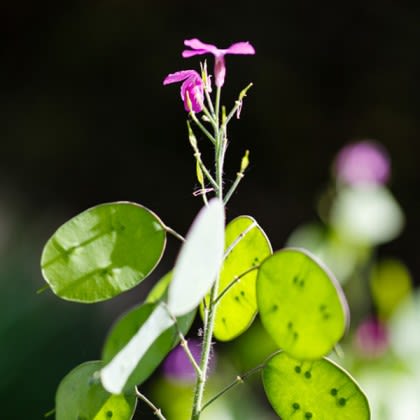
[334,140,390,185]
[182,38,255,87]
[163,70,204,112]
[163,339,216,382]
[354,317,389,358]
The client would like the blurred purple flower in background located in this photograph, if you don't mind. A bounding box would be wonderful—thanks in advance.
[182,38,255,87]
[163,339,216,382]
[163,70,204,112]
[334,140,390,185]
[354,317,389,358]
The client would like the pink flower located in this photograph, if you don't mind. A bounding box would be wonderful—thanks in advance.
[334,140,390,185]
[163,70,204,112]
[182,38,255,87]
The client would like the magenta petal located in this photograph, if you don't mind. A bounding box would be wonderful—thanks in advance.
[163,70,197,85]
[184,38,219,54]
[225,41,255,55]
[182,49,209,58]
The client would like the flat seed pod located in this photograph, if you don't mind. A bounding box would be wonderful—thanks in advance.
[41,202,166,303]
[212,216,272,341]
[101,299,195,393]
[101,302,176,394]
[257,248,348,360]
[168,198,225,316]
[263,352,370,420]
[56,361,136,420]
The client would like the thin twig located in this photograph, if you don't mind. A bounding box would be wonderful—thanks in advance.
[190,112,216,145]
[135,388,167,420]
[223,171,244,204]
[201,364,264,412]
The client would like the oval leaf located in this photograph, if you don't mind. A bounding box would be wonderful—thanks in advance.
[263,352,370,420]
[41,202,166,303]
[168,198,225,316]
[56,361,137,420]
[257,248,348,360]
[212,216,272,341]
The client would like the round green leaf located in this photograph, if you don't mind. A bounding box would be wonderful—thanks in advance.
[56,361,137,420]
[257,248,348,360]
[41,202,166,303]
[101,301,195,394]
[168,198,225,316]
[263,352,370,420]
[213,216,272,341]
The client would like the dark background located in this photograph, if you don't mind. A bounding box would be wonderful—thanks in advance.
[0,1,418,417]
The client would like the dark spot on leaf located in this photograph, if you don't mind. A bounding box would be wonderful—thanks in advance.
[222,317,227,324]
[299,279,305,287]
[294,366,301,373]
[106,411,113,418]
[330,388,338,396]
[320,304,327,311]
[304,371,311,379]
[305,412,313,419]
[271,304,278,312]
[292,402,300,410]
[293,331,299,340]
[338,398,347,406]
[234,296,240,302]
[323,313,331,320]
[287,321,293,329]
[293,276,299,284]
[240,290,245,296]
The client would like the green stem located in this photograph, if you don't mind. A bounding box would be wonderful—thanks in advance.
[223,171,243,204]
[201,364,264,412]
[191,279,219,420]
[135,388,166,420]
[193,152,218,190]
[190,112,216,145]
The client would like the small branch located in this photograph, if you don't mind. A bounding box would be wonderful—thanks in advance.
[163,225,185,242]
[179,335,203,378]
[223,83,253,126]
[194,152,218,190]
[161,303,203,378]
[224,150,250,205]
[201,364,264,412]
[135,388,167,420]
[223,172,244,204]
[190,112,216,145]
[213,265,259,306]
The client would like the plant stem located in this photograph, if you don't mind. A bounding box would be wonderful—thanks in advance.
[191,281,219,420]
[190,112,216,145]
[135,388,166,420]
[223,171,244,204]
[201,364,264,412]
[191,85,224,420]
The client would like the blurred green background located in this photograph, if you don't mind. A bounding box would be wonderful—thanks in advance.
[1,1,419,418]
